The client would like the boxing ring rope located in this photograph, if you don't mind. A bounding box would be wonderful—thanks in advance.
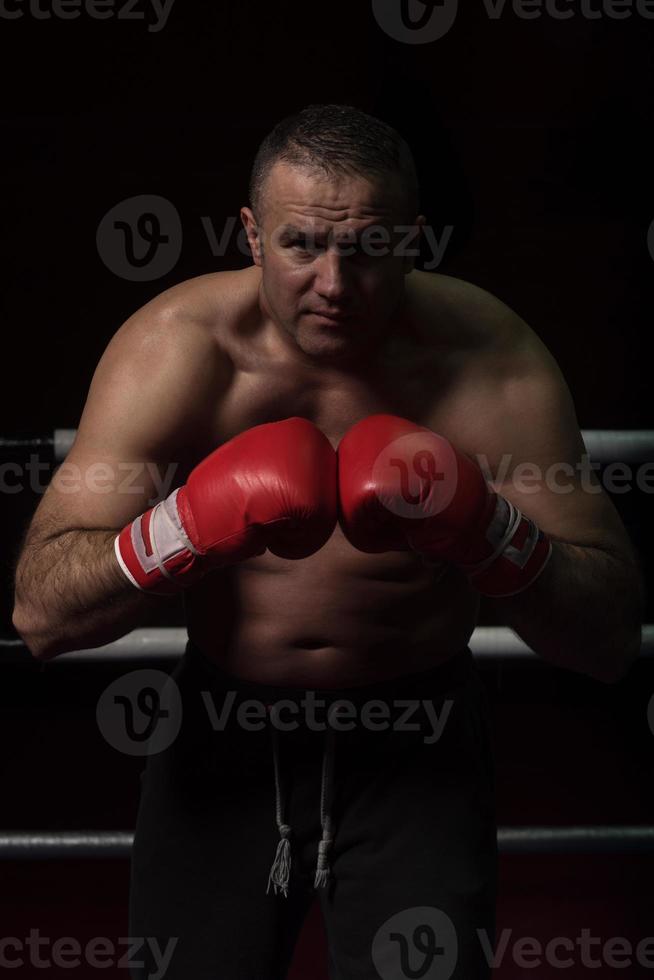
[1,827,653,860]
[1,625,653,664]
[0,428,653,464]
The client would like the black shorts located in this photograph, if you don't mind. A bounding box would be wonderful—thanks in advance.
[129,641,497,979]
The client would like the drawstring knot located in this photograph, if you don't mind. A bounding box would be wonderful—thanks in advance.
[267,822,292,897]
[314,725,336,890]
[313,825,334,888]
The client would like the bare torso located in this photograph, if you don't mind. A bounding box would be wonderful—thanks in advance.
[175,265,509,687]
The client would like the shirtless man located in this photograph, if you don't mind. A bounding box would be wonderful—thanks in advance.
[12,105,643,979]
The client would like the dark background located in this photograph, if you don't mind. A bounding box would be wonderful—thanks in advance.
[1,1,653,977]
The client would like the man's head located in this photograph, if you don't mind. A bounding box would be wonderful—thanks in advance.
[241,105,425,364]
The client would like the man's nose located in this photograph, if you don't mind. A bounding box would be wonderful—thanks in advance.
[313,249,353,301]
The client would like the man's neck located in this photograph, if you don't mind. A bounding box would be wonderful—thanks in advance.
[257,280,411,375]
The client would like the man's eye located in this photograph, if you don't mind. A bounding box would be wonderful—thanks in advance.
[291,239,324,253]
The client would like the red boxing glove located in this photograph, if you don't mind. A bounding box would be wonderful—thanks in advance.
[338,414,552,598]
[116,417,337,595]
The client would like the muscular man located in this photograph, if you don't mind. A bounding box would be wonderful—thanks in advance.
[13,105,643,979]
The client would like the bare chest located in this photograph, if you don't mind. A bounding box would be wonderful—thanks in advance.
[194,342,476,458]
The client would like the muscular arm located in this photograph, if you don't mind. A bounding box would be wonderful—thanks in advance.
[489,539,643,683]
[12,292,224,660]
[13,527,161,659]
[450,288,644,683]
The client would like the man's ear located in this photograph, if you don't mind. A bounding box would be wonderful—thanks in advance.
[402,215,427,275]
[240,207,263,266]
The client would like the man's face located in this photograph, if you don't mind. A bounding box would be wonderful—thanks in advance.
[242,162,422,363]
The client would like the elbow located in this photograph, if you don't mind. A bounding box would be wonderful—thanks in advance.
[11,603,66,662]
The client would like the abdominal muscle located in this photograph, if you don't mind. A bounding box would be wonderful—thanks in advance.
[184,524,480,688]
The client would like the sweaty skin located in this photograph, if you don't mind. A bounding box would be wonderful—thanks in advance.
[17,163,631,685]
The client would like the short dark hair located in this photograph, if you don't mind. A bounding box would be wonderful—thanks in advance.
[249,104,420,220]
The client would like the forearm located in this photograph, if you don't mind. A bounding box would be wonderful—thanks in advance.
[491,540,645,683]
[13,529,163,660]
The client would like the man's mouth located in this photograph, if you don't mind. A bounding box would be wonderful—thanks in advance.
[309,310,353,322]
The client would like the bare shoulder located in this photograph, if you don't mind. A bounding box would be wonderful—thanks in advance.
[69,270,262,481]
[23,268,262,539]
[94,266,263,406]
[117,265,261,350]
[407,269,554,371]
